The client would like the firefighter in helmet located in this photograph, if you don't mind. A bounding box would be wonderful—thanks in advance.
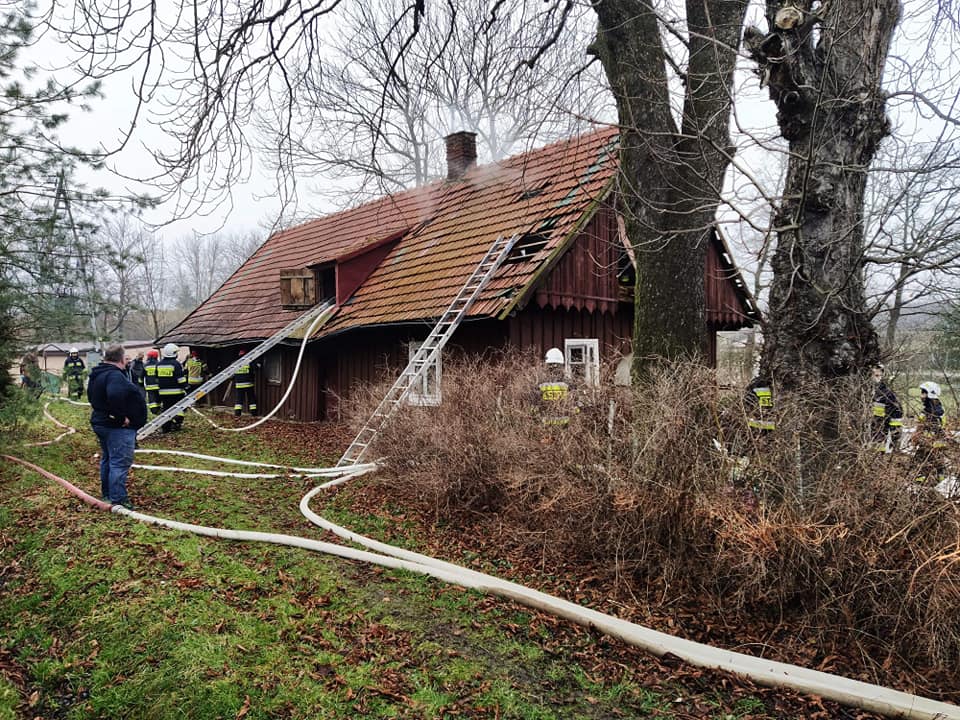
[155,343,187,432]
[63,347,87,400]
[537,348,573,427]
[912,381,948,484]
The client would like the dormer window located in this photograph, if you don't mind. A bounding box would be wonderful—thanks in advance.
[316,263,336,304]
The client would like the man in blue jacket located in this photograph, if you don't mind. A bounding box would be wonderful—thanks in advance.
[87,344,148,508]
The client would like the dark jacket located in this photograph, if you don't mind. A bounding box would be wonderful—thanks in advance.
[872,382,902,425]
[233,359,259,389]
[128,358,146,387]
[921,397,946,434]
[88,362,148,429]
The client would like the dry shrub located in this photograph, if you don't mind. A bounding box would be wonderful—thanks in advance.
[347,353,960,673]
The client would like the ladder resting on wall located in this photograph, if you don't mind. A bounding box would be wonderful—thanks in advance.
[137,300,336,440]
[337,234,518,467]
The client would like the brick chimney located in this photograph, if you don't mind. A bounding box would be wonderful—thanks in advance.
[445,131,477,180]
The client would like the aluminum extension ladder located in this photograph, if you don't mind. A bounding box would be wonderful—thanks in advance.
[337,234,518,467]
[137,300,337,440]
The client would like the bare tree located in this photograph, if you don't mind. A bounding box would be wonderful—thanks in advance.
[864,141,960,350]
[130,225,169,339]
[170,230,263,311]
[89,212,143,339]
[591,0,749,367]
[280,0,604,197]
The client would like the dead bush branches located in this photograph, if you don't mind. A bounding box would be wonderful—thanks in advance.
[347,353,960,675]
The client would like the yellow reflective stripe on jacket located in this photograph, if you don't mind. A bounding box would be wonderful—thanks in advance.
[748,419,775,431]
[157,366,174,377]
[888,418,903,427]
[539,382,568,401]
[235,382,254,389]
[157,388,185,396]
[872,402,887,417]
[753,388,773,408]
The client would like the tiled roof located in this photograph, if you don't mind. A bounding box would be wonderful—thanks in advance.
[161,128,620,345]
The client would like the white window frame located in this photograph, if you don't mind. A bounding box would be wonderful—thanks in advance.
[564,338,600,387]
[264,352,282,385]
[407,341,442,406]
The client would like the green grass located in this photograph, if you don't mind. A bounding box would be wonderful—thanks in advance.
[0,400,777,719]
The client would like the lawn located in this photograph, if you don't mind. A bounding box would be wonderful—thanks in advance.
[0,401,851,719]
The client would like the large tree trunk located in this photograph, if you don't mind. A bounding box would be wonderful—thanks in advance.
[591,0,748,373]
[748,1,900,390]
[747,1,900,490]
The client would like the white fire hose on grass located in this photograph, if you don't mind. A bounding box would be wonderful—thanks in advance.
[9,409,960,719]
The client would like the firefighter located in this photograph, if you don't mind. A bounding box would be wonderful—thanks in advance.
[127,352,147,399]
[918,381,946,433]
[63,347,87,400]
[143,349,161,415]
[185,350,208,405]
[870,364,903,453]
[745,376,775,437]
[233,349,258,417]
[156,343,187,432]
[537,348,572,427]
[914,381,947,484]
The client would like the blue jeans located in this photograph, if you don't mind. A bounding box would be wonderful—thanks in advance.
[92,425,137,504]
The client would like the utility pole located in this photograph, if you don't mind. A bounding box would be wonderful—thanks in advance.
[51,169,100,350]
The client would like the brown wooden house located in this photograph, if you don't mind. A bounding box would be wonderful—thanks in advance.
[160,129,757,421]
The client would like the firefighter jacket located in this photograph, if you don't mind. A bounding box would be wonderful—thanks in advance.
[185,357,207,386]
[745,379,775,431]
[919,397,946,434]
[155,358,187,397]
[64,356,86,378]
[233,360,258,389]
[538,380,572,426]
[143,359,159,392]
[871,382,903,431]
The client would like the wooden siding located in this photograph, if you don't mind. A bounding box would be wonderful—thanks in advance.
[706,235,752,329]
[533,205,623,314]
[322,321,510,420]
[508,304,633,364]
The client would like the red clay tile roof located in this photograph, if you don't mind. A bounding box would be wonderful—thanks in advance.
[161,128,620,346]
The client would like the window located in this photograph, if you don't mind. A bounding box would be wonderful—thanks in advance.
[407,341,442,406]
[264,352,282,385]
[565,339,600,387]
[317,264,336,304]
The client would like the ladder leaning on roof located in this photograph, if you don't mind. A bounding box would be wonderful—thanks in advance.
[137,300,337,441]
[337,234,519,468]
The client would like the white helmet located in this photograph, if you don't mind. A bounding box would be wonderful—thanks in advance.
[161,343,179,358]
[919,381,940,399]
[545,348,564,365]
[69,347,79,354]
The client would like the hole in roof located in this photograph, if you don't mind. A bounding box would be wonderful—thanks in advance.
[515,180,551,202]
[504,231,550,264]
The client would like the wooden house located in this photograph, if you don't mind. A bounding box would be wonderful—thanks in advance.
[159,129,757,421]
